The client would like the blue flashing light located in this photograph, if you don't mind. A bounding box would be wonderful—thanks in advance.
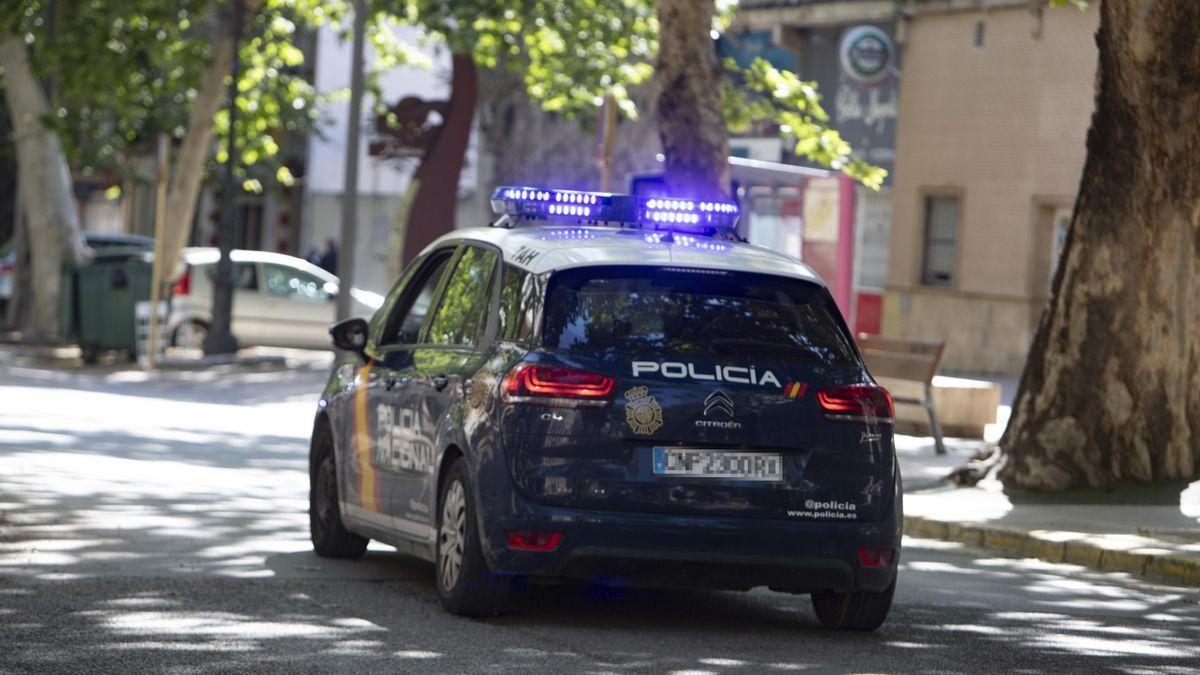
[540,228,598,241]
[491,185,739,234]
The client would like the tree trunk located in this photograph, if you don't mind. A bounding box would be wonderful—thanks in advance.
[158,0,256,283]
[0,32,89,340]
[655,0,729,199]
[999,0,1200,490]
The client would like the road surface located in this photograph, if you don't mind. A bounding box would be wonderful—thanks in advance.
[1,356,1198,673]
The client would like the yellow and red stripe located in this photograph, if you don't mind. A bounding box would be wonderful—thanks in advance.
[784,381,808,399]
[352,363,381,512]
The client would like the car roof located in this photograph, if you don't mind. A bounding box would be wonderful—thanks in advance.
[85,232,155,248]
[425,225,825,286]
[182,247,337,282]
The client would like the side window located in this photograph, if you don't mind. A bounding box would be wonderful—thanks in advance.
[497,263,538,343]
[425,246,498,347]
[263,263,330,300]
[379,254,452,346]
[204,263,258,290]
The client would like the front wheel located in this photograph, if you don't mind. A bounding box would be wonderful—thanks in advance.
[811,579,895,631]
[436,458,511,617]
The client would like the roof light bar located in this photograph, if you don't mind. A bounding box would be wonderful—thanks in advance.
[490,186,739,233]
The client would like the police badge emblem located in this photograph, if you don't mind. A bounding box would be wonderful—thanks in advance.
[624,386,663,435]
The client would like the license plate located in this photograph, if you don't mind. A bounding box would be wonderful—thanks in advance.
[652,447,783,481]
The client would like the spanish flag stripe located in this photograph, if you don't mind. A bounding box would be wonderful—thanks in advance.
[353,364,379,512]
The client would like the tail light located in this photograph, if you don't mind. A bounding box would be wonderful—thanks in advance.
[172,265,191,296]
[0,260,13,274]
[858,547,895,567]
[501,363,615,408]
[505,530,563,551]
[817,385,894,424]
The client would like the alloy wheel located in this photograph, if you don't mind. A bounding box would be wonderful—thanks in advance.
[176,322,207,351]
[438,480,466,591]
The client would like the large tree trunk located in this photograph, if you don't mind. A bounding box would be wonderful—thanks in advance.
[0,32,89,340]
[655,0,729,198]
[158,0,257,282]
[999,0,1200,490]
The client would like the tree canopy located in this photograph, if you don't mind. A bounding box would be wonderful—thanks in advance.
[1,0,418,193]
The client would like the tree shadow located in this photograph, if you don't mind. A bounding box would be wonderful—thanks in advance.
[3,353,1199,672]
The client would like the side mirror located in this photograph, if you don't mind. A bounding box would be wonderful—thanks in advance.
[330,317,369,361]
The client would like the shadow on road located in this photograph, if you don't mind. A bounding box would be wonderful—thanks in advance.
[2,355,1199,672]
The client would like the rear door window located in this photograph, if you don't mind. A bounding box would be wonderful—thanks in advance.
[204,262,258,291]
[263,264,328,300]
[425,246,498,347]
[541,266,858,365]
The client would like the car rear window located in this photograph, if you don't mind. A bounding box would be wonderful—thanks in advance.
[541,266,858,365]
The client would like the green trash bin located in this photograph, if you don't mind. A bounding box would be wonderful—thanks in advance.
[73,249,153,364]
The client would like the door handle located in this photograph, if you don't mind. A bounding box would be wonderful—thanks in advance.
[384,375,411,391]
[432,374,449,391]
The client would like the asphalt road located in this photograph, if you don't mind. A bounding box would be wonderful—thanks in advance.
[1,355,1198,673]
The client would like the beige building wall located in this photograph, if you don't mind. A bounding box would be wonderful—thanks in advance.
[885,2,1099,374]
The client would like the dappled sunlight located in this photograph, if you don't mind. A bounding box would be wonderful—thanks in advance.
[1181,480,1200,519]
[3,359,1199,671]
[906,483,1014,521]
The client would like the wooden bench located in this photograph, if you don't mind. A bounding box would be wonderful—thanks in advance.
[856,333,947,455]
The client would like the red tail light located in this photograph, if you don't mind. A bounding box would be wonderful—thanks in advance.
[505,530,563,551]
[817,385,894,424]
[172,265,191,296]
[501,363,615,408]
[858,547,895,567]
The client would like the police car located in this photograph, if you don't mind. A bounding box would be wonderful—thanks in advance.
[309,186,901,630]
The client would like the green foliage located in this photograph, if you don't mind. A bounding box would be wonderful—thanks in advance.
[389,0,657,119]
[3,0,420,193]
[8,0,209,177]
[2,0,892,194]
[726,57,887,190]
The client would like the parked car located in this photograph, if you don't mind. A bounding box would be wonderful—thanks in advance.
[0,232,154,313]
[169,248,383,350]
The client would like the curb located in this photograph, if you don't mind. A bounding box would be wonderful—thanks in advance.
[153,354,288,370]
[904,515,1200,588]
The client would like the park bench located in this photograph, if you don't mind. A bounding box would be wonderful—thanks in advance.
[856,333,946,455]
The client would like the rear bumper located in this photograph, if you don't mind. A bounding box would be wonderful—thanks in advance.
[477,491,902,593]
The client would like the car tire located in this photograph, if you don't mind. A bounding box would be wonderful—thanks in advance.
[436,458,511,617]
[811,578,895,631]
[309,429,369,559]
[172,320,208,350]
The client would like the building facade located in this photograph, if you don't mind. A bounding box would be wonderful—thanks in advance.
[885,0,1098,373]
[729,0,902,335]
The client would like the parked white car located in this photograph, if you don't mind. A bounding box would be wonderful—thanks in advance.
[170,248,383,350]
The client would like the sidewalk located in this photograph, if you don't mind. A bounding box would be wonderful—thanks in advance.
[897,435,1200,588]
[0,340,318,371]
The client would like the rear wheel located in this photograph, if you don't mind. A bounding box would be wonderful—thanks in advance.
[173,320,207,351]
[811,579,895,631]
[436,458,510,617]
[309,430,368,558]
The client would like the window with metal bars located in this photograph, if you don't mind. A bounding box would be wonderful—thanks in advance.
[921,195,959,287]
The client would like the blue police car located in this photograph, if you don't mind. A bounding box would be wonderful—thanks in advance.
[309,186,901,630]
